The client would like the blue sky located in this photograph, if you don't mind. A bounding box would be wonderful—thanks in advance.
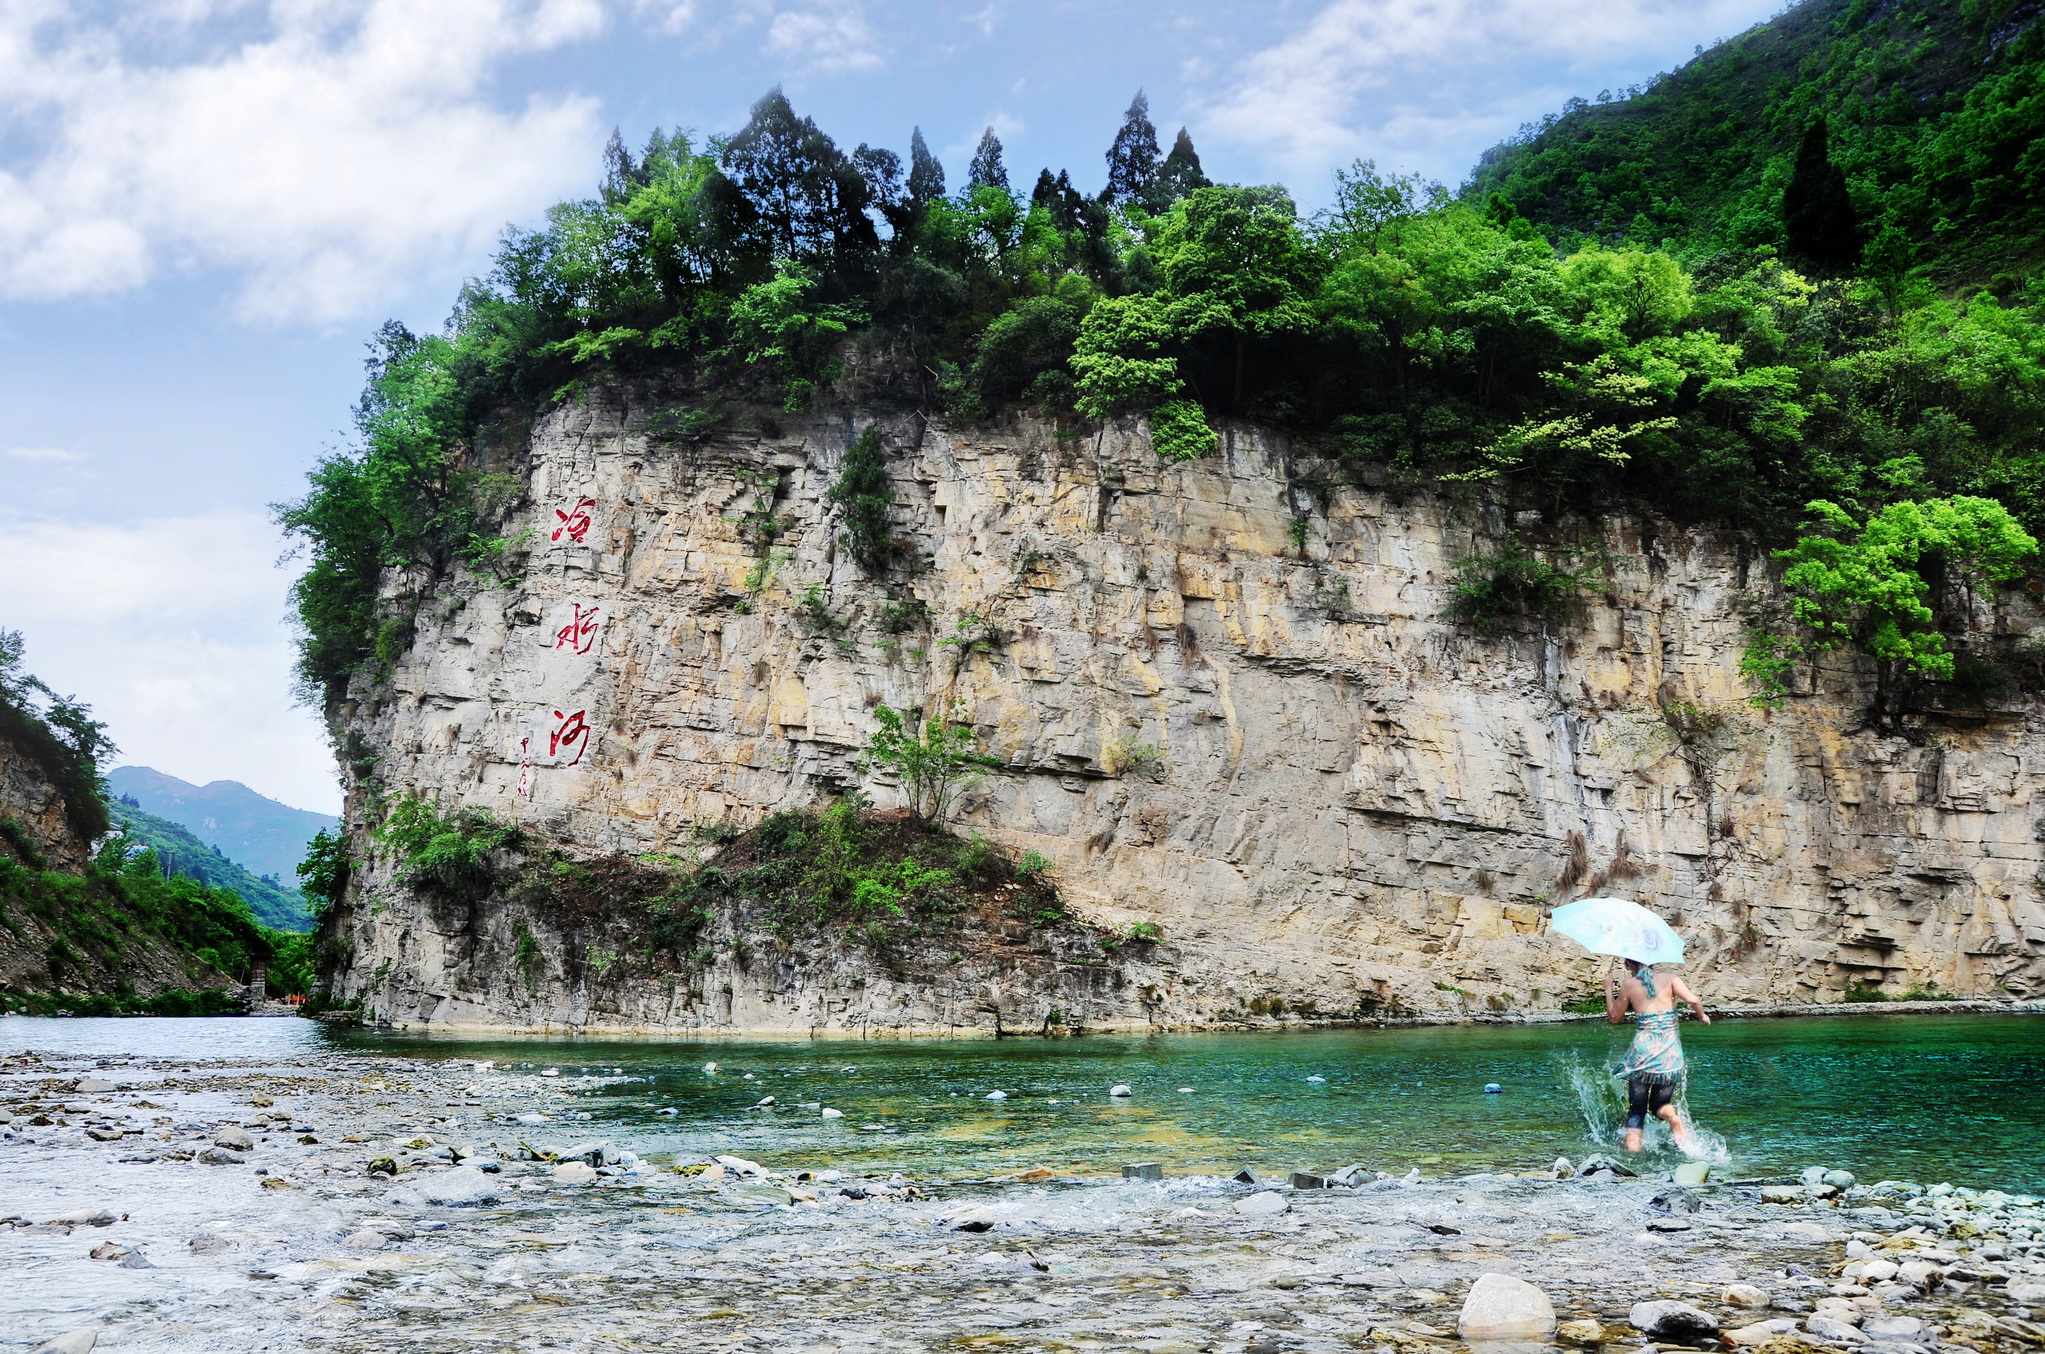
[0,0,1785,814]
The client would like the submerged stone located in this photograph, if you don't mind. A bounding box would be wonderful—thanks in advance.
[1457,1272,1556,1340]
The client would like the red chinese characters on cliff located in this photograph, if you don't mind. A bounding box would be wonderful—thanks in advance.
[554,603,601,655]
[551,496,598,545]
[549,708,591,767]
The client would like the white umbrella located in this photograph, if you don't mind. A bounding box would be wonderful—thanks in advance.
[1547,897,1684,965]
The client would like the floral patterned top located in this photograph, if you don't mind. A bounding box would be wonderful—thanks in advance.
[1613,971,1686,1086]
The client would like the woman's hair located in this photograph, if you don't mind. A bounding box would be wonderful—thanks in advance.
[1624,958,1645,974]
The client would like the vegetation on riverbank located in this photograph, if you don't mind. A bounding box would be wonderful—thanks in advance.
[0,846,312,1013]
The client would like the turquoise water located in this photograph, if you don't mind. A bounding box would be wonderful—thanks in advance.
[9,1012,2043,1188]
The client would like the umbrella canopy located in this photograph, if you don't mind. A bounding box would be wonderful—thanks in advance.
[1548,897,1685,965]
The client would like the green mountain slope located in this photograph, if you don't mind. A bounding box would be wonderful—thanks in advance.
[110,800,311,931]
[106,766,336,884]
[1468,0,2045,280]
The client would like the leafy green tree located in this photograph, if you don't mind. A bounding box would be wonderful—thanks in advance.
[1104,90,1161,208]
[716,87,879,275]
[971,296,1082,403]
[0,630,115,845]
[866,703,1000,823]
[1781,118,1861,273]
[967,127,1009,191]
[1773,495,2036,684]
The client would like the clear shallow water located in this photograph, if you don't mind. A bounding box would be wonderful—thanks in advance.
[8,1011,2043,1188]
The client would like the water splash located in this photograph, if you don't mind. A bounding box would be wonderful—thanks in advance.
[1562,1055,1731,1165]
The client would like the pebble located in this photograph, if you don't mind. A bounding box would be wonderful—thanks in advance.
[213,1127,254,1150]
[551,1162,598,1185]
[1107,1085,1131,1097]
[343,1230,387,1250]
[1558,1319,1607,1346]
[1630,1301,1719,1341]
[74,1079,115,1094]
[1862,1318,1926,1340]
[1233,1191,1290,1218]
[1807,1314,1868,1344]
[821,1107,844,1118]
[421,1167,502,1206]
[1457,1272,1556,1339]
[30,1330,97,1354]
[2008,1281,2045,1304]
[198,1147,245,1165]
[984,1091,1006,1101]
[1725,1284,1771,1307]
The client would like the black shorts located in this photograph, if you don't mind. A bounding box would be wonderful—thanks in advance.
[1625,1076,1676,1129]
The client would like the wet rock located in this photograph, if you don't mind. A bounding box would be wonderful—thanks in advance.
[551,1162,598,1185]
[1860,1261,1899,1283]
[1813,1300,1863,1325]
[1674,1161,1712,1186]
[1725,1284,1772,1307]
[1806,1315,1868,1344]
[821,1107,844,1119]
[48,1209,116,1227]
[1234,1191,1290,1218]
[730,1183,794,1207]
[1893,1261,1943,1288]
[1552,1157,1576,1180]
[1557,1318,1606,1345]
[1727,1320,1804,1346]
[116,1251,154,1269]
[188,1236,229,1255]
[1232,1168,1260,1185]
[1122,1163,1163,1181]
[343,1230,387,1250]
[2006,1280,2045,1304]
[1649,1218,1694,1232]
[1329,1163,1370,1187]
[1290,1172,1328,1190]
[1653,1189,1702,1214]
[421,1168,501,1206]
[1108,1085,1132,1097]
[87,1242,129,1260]
[213,1128,254,1151]
[714,1154,766,1176]
[1577,1154,1638,1178]
[74,1079,115,1094]
[1630,1300,1720,1342]
[1763,1186,1807,1204]
[30,1329,98,1354]
[1824,1171,1857,1190]
[198,1148,245,1165]
[84,1127,123,1142]
[1457,1272,1557,1340]
[1337,1269,1408,1289]
[1782,1222,1833,1240]
[1861,1318,1925,1341]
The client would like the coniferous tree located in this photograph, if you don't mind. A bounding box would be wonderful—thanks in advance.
[1031,168,1088,232]
[1782,117,1861,272]
[718,88,879,273]
[967,127,1009,191]
[1149,127,1210,212]
[600,127,639,205]
[907,127,946,206]
[1104,90,1161,207]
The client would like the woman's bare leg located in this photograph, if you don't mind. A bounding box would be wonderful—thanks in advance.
[1656,1102,1698,1154]
[1623,1126,1644,1152]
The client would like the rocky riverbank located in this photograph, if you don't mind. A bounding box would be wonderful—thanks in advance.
[4,1044,2044,1354]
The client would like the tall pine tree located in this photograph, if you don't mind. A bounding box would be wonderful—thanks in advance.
[907,127,946,206]
[1149,127,1210,212]
[967,127,1009,191]
[1782,117,1861,273]
[1104,91,1161,207]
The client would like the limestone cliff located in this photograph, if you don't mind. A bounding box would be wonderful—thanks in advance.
[323,388,2045,1032]
[0,723,91,873]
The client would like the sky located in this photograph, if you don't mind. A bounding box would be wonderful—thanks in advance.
[0,0,1788,816]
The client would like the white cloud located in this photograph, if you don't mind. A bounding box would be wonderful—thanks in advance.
[0,0,610,323]
[764,1,882,75]
[4,446,86,462]
[0,510,341,814]
[1201,0,1782,189]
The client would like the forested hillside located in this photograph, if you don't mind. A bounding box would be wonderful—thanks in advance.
[283,47,2045,725]
[1469,0,2045,282]
[108,799,310,931]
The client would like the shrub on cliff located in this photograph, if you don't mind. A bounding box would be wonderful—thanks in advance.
[0,630,114,848]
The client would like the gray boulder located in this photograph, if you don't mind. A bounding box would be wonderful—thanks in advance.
[1630,1300,1720,1342]
[213,1128,254,1151]
[1233,1191,1290,1218]
[1458,1273,1557,1340]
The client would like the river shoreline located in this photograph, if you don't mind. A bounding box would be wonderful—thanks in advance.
[291,996,2045,1040]
[5,1034,2045,1353]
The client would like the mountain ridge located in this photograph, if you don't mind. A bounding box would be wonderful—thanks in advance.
[106,765,336,887]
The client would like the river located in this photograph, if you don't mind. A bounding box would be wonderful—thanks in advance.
[3,1012,2042,1353]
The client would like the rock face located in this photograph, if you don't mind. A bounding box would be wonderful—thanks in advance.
[0,725,89,871]
[323,394,2045,1032]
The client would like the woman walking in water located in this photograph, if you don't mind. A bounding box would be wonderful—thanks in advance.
[1605,958,1709,1153]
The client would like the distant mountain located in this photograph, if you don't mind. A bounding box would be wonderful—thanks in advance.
[106,766,337,885]
[109,801,311,931]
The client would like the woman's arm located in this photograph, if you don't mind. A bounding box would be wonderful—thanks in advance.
[1673,976,1710,1024]
[1604,970,1629,1023]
